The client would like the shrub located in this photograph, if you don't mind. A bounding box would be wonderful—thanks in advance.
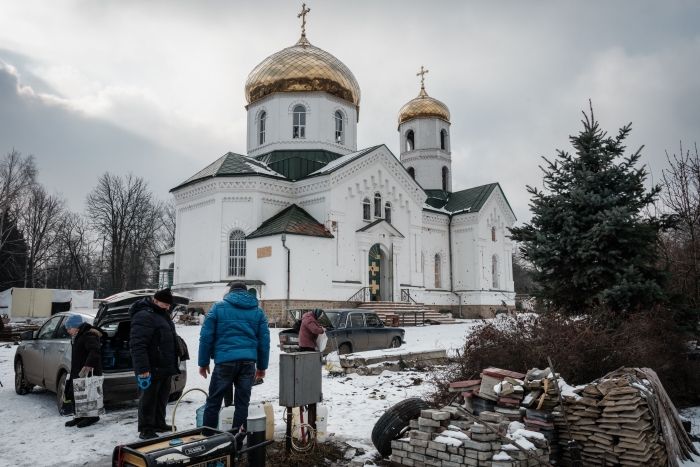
[426,309,700,408]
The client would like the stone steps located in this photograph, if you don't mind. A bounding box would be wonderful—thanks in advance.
[354,302,458,325]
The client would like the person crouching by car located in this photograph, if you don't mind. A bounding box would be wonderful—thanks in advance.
[298,308,326,352]
[63,314,103,428]
[129,288,179,440]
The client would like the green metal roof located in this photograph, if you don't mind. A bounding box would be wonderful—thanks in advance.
[171,152,284,192]
[253,150,344,180]
[307,145,384,176]
[246,204,334,239]
[424,183,516,219]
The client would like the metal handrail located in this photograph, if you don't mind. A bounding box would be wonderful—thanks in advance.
[342,287,369,308]
[400,288,418,304]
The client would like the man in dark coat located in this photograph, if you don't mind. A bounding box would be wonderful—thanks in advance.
[129,288,179,440]
[64,314,103,428]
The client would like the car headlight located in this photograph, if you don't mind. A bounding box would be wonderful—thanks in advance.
[280,335,287,342]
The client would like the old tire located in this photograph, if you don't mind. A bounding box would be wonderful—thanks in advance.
[14,358,33,395]
[56,372,67,413]
[338,343,352,355]
[371,397,430,457]
[390,337,402,349]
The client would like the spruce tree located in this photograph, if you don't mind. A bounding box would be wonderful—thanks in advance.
[510,104,669,315]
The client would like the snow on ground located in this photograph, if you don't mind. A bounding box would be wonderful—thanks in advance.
[0,321,479,466]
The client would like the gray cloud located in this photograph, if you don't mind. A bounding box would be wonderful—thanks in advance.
[0,1,698,220]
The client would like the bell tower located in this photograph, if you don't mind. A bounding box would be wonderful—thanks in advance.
[397,67,452,192]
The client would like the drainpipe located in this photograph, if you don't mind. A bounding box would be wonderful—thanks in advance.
[447,214,462,318]
[281,233,290,311]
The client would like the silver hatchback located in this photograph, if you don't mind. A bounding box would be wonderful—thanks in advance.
[13,290,189,413]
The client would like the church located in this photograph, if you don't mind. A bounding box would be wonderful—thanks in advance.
[162,7,516,322]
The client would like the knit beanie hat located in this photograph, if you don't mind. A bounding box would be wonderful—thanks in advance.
[228,281,247,292]
[65,314,83,329]
[313,308,324,320]
[153,288,174,305]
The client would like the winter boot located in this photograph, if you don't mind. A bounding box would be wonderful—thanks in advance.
[154,424,174,433]
[76,417,100,428]
[65,417,84,427]
[139,430,159,440]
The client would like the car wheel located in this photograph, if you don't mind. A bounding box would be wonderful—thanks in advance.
[390,337,402,349]
[56,372,67,413]
[168,391,183,403]
[371,398,430,457]
[338,343,352,355]
[14,358,32,395]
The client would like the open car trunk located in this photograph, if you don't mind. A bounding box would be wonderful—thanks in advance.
[93,289,190,373]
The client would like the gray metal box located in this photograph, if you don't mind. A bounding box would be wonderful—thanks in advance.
[279,352,323,407]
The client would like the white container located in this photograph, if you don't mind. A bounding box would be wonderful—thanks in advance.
[218,406,235,431]
[316,404,328,442]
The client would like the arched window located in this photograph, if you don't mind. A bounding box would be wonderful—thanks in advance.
[293,105,306,139]
[374,193,382,218]
[492,255,499,288]
[259,111,267,145]
[384,202,392,223]
[440,129,447,150]
[406,130,415,151]
[441,166,449,191]
[228,230,246,277]
[491,227,496,242]
[334,111,343,144]
[434,254,441,288]
[407,167,415,179]
[362,198,371,221]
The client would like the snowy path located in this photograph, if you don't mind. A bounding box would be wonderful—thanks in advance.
[0,321,479,466]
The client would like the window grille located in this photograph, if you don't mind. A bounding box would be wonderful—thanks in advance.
[228,230,246,277]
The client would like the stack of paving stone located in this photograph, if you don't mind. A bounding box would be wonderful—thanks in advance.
[552,375,667,466]
[521,368,559,411]
[390,408,550,467]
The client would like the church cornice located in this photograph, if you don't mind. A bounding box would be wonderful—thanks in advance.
[401,152,452,164]
[329,150,426,206]
[248,139,353,157]
[179,198,215,212]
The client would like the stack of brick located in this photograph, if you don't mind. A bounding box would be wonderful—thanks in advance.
[552,374,666,467]
[451,368,527,418]
[390,408,550,467]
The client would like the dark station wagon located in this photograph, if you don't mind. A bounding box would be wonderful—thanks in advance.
[278,309,406,354]
[14,289,190,413]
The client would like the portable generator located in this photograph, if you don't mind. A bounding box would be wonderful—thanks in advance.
[112,428,237,467]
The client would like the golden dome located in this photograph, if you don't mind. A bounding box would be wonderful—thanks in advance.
[245,36,361,107]
[397,87,450,125]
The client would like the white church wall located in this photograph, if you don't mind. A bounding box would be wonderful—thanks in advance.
[176,198,217,285]
[247,92,357,157]
[246,236,286,299]
[421,211,450,292]
[326,148,425,294]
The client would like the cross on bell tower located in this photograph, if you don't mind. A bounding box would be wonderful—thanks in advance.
[416,66,429,90]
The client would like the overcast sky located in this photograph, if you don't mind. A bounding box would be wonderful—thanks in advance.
[1,1,699,222]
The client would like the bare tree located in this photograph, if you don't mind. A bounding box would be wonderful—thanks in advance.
[54,213,99,290]
[86,173,163,295]
[660,142,700,306]
[160,199,176,250]
[0,150,36,279]
[18,186,65,287]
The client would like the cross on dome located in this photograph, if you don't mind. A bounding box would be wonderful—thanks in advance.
[298,3,311,39]
[417,66,429,89]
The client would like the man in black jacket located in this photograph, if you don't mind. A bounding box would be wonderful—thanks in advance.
[64,314,103,428]
[129,288,179,440]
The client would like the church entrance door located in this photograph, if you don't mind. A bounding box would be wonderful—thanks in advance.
[368,244,381,301]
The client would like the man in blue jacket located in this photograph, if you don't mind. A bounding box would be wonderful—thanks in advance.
[199,281,270,441]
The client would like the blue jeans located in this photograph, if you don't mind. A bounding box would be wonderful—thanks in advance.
[202,360,256,442]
